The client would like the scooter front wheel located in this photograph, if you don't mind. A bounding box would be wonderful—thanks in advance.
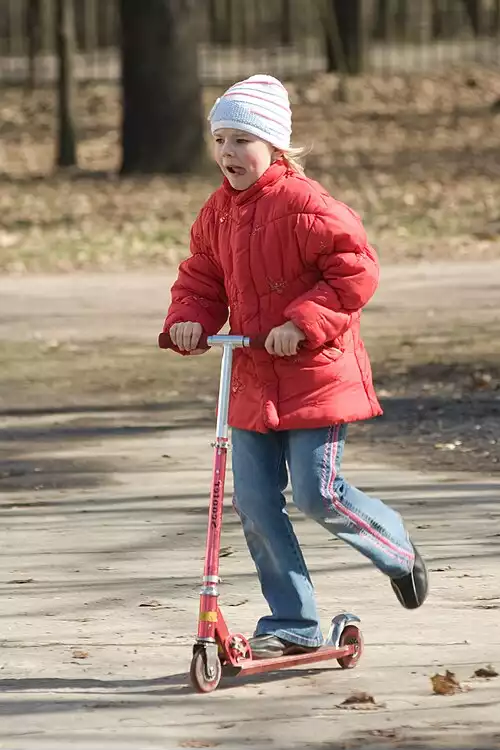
[190,647,222,693]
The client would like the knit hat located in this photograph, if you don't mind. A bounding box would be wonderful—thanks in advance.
[208,74,292,151]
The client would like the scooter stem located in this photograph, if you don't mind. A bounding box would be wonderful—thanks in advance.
[197,343,234,641]
[215,343,233,442]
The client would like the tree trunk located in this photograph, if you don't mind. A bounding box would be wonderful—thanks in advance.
[462,0,485,35]
[26,0,41,90]
[373,0,389,39]
[324,0,366,75]
[120,0,205,174]
[208,0,218,42]
[209,0,233,44]
[208,0,232,44]
[404,0,433,43]
[323,0,344,73]
[55,0,77,167]
[281,0,292,45]
[224,0,234,44]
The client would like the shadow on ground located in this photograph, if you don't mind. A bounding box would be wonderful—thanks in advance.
[352,391,500,477]
[0,400,213,492]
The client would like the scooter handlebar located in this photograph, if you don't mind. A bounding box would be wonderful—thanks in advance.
[158,331,268,351]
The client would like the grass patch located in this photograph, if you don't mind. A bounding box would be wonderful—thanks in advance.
[0,339,220,412]
[2,313,499,476]
[1,68,500,273]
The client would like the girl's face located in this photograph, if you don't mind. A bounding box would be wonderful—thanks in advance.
[213,128,280,190]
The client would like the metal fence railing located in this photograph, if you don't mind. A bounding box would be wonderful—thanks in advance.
[0,0,499,86]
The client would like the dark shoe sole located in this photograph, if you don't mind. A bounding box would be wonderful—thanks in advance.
[391,543,428,609]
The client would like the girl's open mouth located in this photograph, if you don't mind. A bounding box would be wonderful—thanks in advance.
[226,166,245,175]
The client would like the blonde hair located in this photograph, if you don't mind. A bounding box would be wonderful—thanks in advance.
[281,145,309,175]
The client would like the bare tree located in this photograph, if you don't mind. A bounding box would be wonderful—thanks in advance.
[462,0,486,35]
[209,0,233,44]
[120,0,205,174]
[373,0,391,40]
[208,0,218,42]
[26,0,41,90]
[281,0,293,46]
[55,0,77,167]
[323,0,367,75]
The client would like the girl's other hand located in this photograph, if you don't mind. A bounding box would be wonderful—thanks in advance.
[169,322,206,355]
[265,321,305,357]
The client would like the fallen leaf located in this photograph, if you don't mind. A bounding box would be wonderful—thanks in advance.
[71,649,89,660]
[139,599,163,608]
[179,742,219,748]
[342,691,375,705]
[473,665,498,679]
[219,546,234,557]
[339,691,383,710]
[431,670,463,695]
[470,371,494,389]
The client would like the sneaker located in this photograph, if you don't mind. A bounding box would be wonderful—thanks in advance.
[249,634,319,660]
[391,543,428,609]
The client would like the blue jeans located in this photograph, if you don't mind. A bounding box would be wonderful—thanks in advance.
[231,425,415,647]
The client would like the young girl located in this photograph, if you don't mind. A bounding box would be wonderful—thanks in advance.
[162,74,428,659]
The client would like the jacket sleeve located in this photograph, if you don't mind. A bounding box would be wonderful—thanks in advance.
[284,207,379,349]
[163,208,228,336]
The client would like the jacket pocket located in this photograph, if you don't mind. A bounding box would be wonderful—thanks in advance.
[318,343,344,363]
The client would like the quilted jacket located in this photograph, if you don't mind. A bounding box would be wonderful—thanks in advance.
[162,160,382,432]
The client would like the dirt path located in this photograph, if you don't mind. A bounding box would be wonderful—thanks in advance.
[1,261,500,748]
[1,419,500,749]
[2,260,499,343]
[3,259,500,474]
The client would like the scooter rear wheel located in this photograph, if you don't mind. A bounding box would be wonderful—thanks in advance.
[337,625,363,669]
[190,648,222,693]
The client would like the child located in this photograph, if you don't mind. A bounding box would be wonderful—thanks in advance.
[162,74,428,659]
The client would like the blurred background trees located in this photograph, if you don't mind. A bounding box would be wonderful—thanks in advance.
[2,0,499,174]
[120,0,205,174]
[55,0,77,167]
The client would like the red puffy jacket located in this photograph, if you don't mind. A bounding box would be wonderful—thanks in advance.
[163,160,382,433]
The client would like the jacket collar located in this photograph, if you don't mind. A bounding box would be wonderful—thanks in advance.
[222,160,288,205]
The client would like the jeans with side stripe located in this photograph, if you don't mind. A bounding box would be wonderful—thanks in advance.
[231,424,414,647]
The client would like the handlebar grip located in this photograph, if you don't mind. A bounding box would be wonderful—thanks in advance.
[158,331,210,350]
[247,334,268,350]
[158,332,268,350]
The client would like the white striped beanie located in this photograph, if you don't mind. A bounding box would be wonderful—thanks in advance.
[208,74,292,151]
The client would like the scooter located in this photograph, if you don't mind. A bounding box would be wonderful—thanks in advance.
[158,332,363,693]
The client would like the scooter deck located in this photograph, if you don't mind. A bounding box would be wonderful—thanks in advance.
[222,643,355,677]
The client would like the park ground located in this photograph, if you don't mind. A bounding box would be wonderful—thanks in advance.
[0,67,500,748]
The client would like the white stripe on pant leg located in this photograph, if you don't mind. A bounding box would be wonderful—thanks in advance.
[322,425,414,563]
